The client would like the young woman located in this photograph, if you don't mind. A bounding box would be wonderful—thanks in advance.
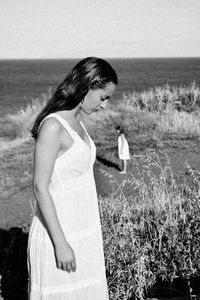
[116,125,130,174]
[28,57,117,300]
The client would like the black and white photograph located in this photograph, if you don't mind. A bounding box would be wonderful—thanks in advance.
[0,0,200,299]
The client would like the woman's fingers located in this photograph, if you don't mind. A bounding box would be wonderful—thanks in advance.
[57,261,62,269]
[62,262,72,272]
[71,260,76,272]
[57,260,76,273]
[54,242,76,272]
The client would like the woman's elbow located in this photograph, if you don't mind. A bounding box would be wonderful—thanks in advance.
[33,181,48,196]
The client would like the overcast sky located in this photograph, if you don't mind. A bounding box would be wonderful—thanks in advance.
[0,0,200,58]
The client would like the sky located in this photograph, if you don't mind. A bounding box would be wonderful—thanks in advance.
[0,0,200,59]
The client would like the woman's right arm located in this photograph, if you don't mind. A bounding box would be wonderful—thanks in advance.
[119,134,124,155]
[120,134,127,150]
[33,118,76,273]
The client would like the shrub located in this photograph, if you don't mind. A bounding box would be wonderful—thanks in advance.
[122,82,200,113]
[3,92,49,140]
[99,150,200,300]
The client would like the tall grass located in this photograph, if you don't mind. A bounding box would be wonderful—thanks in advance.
[5,94,49,139]
[158,110,200,137]
[99,150,200,300]
[0,92,49,151]
[121,82,200,113]
[1,82,200,147]
[117,83,200,139]
[1,83,200,298]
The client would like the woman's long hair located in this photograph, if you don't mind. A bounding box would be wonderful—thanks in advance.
[31,57,118,139]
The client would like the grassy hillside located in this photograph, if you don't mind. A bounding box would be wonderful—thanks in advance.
[1,83,200,299]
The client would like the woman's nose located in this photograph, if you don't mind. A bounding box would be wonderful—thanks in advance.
[100,99,108,109]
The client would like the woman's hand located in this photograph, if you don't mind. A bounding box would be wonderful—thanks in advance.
[54,241,76,273]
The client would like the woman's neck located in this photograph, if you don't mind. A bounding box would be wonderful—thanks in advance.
[56,106,81,121]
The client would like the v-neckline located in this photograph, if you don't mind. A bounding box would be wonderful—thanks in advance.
[55,113,91,150]
[73,121,91,150]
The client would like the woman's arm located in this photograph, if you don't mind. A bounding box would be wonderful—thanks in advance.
[33,118,76,273]
[119,134,125,153]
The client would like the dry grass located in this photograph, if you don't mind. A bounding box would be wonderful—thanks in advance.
[0,137,30,152]
[1,83,200,299]
[122,82,200,112]
[5,96,47,139]
[1,82,200,151]
[99,150,200,300]
[0,93,48,151]
[116,84,200,139]
[158,110,200,137]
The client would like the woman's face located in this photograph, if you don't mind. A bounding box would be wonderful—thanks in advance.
[81,82,116,114]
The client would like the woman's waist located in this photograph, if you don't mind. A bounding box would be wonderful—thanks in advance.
[29,215,101,244]
[50,170,95,194]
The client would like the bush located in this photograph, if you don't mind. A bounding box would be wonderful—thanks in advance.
[99,150,200,300]
[122,82,200,113]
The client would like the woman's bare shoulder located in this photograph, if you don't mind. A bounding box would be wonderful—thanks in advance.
[37,117,63,141]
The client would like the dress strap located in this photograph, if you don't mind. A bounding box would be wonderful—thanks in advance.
[80,121,89,136]
[39,113,77,140]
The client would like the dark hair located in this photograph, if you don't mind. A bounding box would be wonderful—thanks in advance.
[116,125,124,134]
[31,57,118,139]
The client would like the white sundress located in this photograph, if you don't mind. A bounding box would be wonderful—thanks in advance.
[27,113,109,300]
[118,134,130,160]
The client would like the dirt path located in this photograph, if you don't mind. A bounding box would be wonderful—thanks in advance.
[0,138,200,299]
[0,138,200,229]
[95,139,200,198]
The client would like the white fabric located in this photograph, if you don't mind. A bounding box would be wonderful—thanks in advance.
[27,113,109,300]
[118,134,130,160]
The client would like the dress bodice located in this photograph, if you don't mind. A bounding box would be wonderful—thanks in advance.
[40,113,96,193]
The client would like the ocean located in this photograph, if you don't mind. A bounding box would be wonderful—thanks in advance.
[0,57,200,117]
